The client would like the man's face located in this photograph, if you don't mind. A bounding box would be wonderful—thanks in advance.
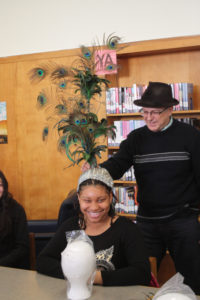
[140,107,173,132]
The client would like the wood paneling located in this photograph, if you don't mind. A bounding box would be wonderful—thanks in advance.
[0,35,200,220]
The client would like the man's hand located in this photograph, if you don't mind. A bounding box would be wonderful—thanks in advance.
[81,161,91,173]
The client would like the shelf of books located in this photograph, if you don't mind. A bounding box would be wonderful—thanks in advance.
[106,82,198,115]
[114,185,138,218]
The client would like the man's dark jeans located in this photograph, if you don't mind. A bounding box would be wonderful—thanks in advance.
[137,211,200,294]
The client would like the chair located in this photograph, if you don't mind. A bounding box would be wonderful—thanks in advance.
[149,252,177,287]
[57,189,78,227]
[157,251,176,286]
[149,256,159,288]
[28,219,57,260]
[149,256,157,279]
[29,232,36,270]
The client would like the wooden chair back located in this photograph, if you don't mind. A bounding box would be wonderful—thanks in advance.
[149,256,157,278]
[29,232,36,270]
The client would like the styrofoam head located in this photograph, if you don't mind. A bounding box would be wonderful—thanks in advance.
[61,240,96,300]
[61,240,96,278]
[155,293,192,300]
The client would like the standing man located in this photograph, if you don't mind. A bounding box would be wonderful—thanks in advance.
[99,82,200,293]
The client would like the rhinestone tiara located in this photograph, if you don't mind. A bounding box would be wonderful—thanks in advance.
[77,167,113,190]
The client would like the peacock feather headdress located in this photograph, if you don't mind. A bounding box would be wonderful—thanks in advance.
[29,34,123,168]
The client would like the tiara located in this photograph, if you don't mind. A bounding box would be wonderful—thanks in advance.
[77,168,113,190]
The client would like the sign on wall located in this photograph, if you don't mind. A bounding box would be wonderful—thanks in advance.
[0,101,8,144]
[95,49,117,75]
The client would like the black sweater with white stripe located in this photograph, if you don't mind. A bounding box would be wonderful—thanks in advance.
[101,119,200,219]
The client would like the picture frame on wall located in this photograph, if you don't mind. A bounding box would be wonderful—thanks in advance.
[0,101,8,144]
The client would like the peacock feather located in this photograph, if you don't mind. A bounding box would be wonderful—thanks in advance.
[29,67,48,83]
[57,80,67,89]
[80,46,93,61]
[37,91,48,108]
[50,66,68,81]
[72,67,110,111]
[106,33,121,50]
[105,63,118,72]
[42,126,49,141]
[55,103,67,115]
[55,110,116,167]
[77,98,86,110]
[29,34,122,168]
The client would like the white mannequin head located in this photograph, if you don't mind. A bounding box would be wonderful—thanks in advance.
[155,293,192,300]
[61,239,96,300]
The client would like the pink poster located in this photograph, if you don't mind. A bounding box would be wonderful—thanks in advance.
[95,50,117,75]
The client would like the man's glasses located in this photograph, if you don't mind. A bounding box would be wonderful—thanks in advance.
[139,108,168,117]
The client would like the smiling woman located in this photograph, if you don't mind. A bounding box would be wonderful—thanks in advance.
[78,184,113,233]
[77,168,115,236]
[36,167,151,287]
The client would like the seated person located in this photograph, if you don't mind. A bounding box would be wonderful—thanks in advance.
[57,189,78,228]
[36,167,151,286]
[0,170,29,268]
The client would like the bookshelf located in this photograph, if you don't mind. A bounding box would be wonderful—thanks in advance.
[117,212,136,220]
[114,180,136,185]
[107,110,200,121]
[105,35,200,218]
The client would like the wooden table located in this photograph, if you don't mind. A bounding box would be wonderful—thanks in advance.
[0,267,199,300]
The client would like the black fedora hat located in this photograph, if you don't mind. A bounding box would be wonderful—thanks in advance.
[134,82,179,108]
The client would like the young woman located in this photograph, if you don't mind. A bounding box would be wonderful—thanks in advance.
[0,170,29,268]
[36,168,151,286]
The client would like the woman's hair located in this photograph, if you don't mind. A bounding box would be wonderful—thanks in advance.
[0,171,12,237]
[77,179,116,229]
